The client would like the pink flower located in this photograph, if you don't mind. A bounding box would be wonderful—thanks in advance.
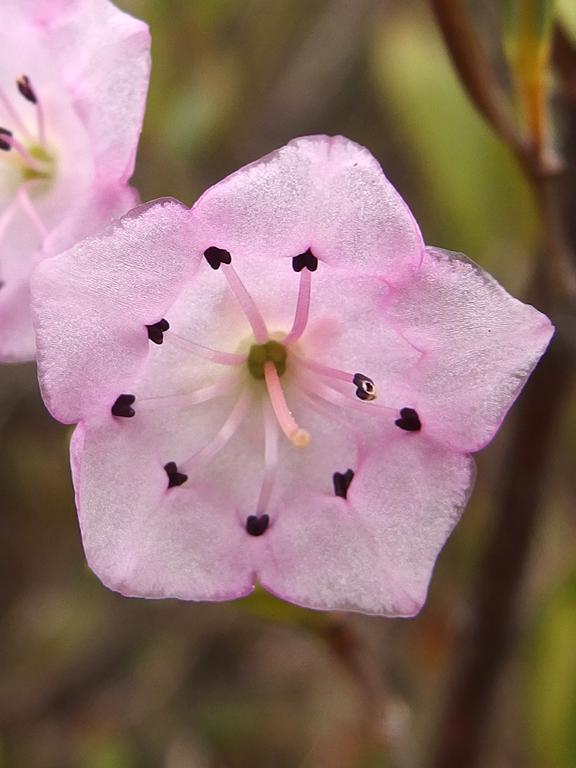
[31,136,553,615]
[0,0,150,362]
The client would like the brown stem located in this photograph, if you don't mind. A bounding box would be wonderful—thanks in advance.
[430,317,574,768]
[429,0,531,172]
[429,16,576,768]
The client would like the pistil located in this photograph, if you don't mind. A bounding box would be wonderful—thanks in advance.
[264,360,309,448]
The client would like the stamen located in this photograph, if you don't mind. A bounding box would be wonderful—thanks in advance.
[2,133,47,174]
[293,356,355,383]
[295,373,394,418]
[264,360,309,448]
[0,87,30,138]
[17,184,48,238]
[17,75,45,146]
[246,514,270,537]
[333,469,354,499]
[17,75,37,104]
[146,318,169,344]
[283,267,312,345]
[220,262,268,343]
[203,246,231,270]
[0,127,12,151]
[166,331,246,366]
[181,387,252,470]
[111,394,136,418]
[395,407,422,432]
[0,194,19,242]
[164,461,188,488]
[136,376,238,408]
[256,400,279,514]
[292,248,318,273]
[353,373,377,401]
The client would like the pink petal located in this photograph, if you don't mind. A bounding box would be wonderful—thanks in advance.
[31,199,199,423]
[385,247,554,451]
[191,135,424,282]
[75,417,254,601]
[258,429,475,616]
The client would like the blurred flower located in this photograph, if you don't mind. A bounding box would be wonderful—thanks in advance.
[32,136,553,615]
[0,0,150,361]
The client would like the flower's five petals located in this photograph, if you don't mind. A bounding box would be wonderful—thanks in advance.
[385,247,554,452]
[191,135,424,282]
[32,198,198,423]
[258,432,475,616]
[32,136,554,615]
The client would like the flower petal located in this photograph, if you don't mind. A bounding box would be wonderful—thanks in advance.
[258,429,475,616]
[190,135,424,281]
[384,247,554,451]
[32,198,199,422]
[6,0,150,182]
[74,416,254,601]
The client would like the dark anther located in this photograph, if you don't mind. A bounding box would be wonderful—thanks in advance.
[111,393,136,418]
[17,75,37,104]
[204,246,232,270]
[292,248,318,273]
[333,469,354,499]
[395,407,421,432]
[0,127,12,152]
[164,461,188,488]
[246,514,270,536]
[353,373,377,401]
[146,318,170,344]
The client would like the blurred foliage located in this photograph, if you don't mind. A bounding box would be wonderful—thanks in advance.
[0,2,575,767]
[524,570,576,768]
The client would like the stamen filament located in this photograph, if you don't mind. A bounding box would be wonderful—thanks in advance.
[221,263,268,343]
[256,399,279,514]
[35,99,46,147]
[166,331,246,366]
[138,375,238,407]
[0,87,30,139]
[5,135,47,174]
[295,373,395,417]
[283,268,311,345]
[264,360,309,448]
[182,386,252,470]
[292,355,354,383]
[0,195,19,241]
[18,184,48,238]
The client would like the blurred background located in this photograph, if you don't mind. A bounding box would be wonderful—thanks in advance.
[1,1,575,766]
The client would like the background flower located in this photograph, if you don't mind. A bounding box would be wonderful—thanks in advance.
[0,0,150,361]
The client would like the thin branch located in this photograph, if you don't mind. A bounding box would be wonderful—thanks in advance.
[429,0,530,168]
[428,12,576,768]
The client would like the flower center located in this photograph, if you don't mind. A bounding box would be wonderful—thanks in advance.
[20,144,54,182]
[247,340,287,380]
[111,245,424,539]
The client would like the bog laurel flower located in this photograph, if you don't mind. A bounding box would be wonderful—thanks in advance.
[0,0,150,362]
[32,136,553,615]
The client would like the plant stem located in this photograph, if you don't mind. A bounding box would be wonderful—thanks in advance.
[428,8,576,768]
